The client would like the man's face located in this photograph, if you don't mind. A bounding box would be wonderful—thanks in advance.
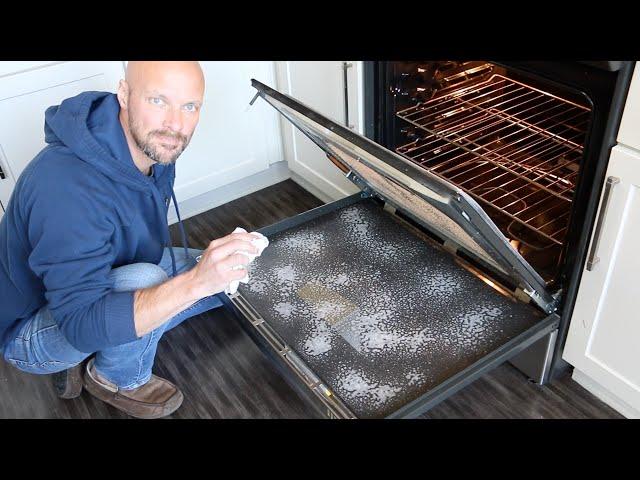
[125,68,204,165]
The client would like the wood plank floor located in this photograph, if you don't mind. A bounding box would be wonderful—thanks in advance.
[0,180,624,419]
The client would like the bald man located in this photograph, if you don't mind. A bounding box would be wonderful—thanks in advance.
[0,61,259,419]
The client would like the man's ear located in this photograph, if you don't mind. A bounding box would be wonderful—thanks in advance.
[117,79,129,109]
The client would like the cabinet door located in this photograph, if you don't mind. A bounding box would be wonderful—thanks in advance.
[171,61,282,204]
[563,145,640,417]
[275,61,361,202]
[618,62,640,151]
[0,61,125,208]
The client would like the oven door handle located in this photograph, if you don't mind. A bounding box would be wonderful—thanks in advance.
[342,61,354,129]
[586,176,620,271]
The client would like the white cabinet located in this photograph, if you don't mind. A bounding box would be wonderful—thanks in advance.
[563,144,640,417]
[172,61,283,205]
[0,61,126,209]
[275,61,361,203]
[617,62,640,151]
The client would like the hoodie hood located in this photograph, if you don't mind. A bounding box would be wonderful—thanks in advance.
[43,91,175,193]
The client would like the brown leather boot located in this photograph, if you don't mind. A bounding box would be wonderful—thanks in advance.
[83,358,184,419]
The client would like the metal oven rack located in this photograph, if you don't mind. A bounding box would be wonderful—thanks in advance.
[395,74,591,246]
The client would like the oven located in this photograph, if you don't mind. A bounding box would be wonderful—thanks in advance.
[363,60,635,382]
[222,63,634,419]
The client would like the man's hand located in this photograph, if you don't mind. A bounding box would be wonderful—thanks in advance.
[132,230,260,337]
[187,231,260,299]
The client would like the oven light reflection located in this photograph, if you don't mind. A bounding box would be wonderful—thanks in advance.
[456,258,513,298]
[481,276,496,289]
[475,271,511,296]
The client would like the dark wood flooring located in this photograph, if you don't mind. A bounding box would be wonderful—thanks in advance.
[0,180,624,419]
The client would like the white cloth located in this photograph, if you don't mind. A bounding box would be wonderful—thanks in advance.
[225,227,269,295]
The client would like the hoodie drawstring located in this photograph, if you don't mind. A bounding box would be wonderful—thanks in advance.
[167,239,178,277]
[167,187,192,277]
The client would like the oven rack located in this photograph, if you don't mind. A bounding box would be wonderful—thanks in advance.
[395,74,592,246]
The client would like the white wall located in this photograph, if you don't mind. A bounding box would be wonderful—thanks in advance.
[170,61,284,204]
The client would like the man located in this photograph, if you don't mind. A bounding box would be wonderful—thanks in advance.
[0,61,260,419]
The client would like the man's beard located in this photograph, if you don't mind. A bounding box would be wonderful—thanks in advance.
[129,119,190,165]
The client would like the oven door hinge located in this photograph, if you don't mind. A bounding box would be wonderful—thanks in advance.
[248,91,261,107]
[346,171,374,199]
[520,287,561,314]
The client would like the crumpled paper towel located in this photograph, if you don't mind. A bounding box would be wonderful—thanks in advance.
[225,227,269,295]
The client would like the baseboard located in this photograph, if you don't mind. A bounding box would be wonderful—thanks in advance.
[571,369,640,418]
[168,161,291,225]
[289,171,341,205]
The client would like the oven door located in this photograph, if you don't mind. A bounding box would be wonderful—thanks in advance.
[249,79,557,314]
[223,193,559,418]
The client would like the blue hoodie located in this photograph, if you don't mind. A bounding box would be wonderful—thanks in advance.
[0,91,192,353]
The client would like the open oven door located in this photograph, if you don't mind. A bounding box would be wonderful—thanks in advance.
[220,79,563,418]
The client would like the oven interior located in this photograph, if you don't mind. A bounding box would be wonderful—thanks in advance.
[383,61,593,286]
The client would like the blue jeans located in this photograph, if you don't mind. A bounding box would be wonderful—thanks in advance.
[2,247,223,389]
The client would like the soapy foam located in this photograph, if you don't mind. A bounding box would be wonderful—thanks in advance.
[336,368,402,408]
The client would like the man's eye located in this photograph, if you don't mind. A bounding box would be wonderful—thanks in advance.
[183,104,197,112]
[149,97,164,106]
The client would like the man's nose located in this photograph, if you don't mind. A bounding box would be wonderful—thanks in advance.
[163,108,184,133]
